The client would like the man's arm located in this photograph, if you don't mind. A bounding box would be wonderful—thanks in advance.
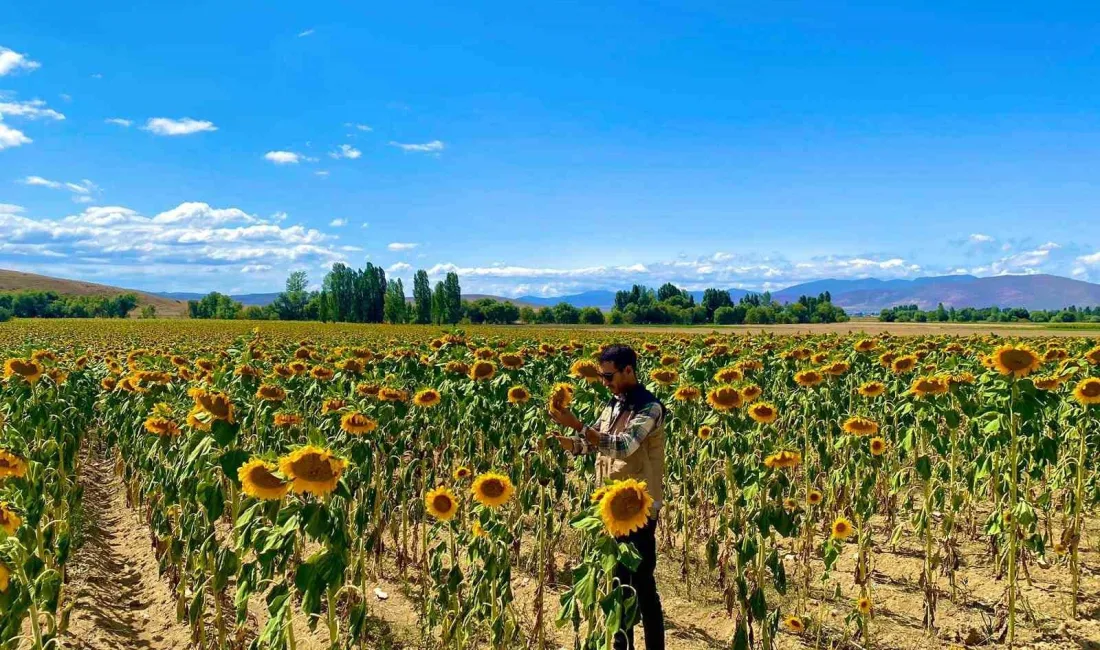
[596,402,663,459]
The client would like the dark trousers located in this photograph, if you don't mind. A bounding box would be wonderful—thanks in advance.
[614,517,665,650]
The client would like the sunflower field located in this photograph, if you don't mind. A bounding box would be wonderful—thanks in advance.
[0,319,1098,650]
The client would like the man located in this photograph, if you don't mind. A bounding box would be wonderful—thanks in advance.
[549,343,666,650]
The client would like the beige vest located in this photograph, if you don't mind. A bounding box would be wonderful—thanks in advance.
[596,402,665,510]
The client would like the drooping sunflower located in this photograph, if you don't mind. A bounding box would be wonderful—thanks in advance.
[794,370,823,388]
[548,382,575,412]
[453,466,472,480]
[598,479,653,538]
[822,361,849,376]
[256,384,287,402]
[806,489,823,506]
[378,387,408,402]
[238,459,290,501]
[499,353,524,370]
[279,446,346,496]
[714,366,743,383]
[948,372,975,388]
[0,504,21,536]
[1072,377,1100,406]
[764,450,801,469]
[707,385,743,411]
[842,416,879,436]
[187,407,211,432]
[571,359,601,382]
[143,416,180,437]
[855,596,872,616]
[507,385,531,405]
[909,375,949,398]
[425,486,458,521]
[3,358,43,384]
[649,368,678,386]
[1084,346,1100,366]
[340,411,378,435]
[0,450,28,479]
[831,516,854,540]
[854,338,877,353]
[857,381,886,398]
[274,412,303,429]
[413,388,442,408]
[1032,375,1062,391]
[783,615,805,634]
[471,472,515,509]
[740,384,763,403]
[748,402,778,424]
[193,389,235,422]
[869,437,888,456]
[100,376,118,391]
[672,385,701,402]
[660,354,680,367]
[991,344,1042,378]
[321,398,347,414]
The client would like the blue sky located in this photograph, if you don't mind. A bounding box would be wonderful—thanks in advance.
[2,1,1100,297]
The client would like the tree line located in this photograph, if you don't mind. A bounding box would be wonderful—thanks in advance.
[879,303,1100,324]
[0,290,138,321]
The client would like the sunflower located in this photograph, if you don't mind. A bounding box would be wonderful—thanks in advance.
[660,354,680,367]
[497,353,523,370]
[856,596,872,616]
[822,361,849,376]
[672,385,701,402]
[337,358,364,375]
[548,382,575,412]
[413,388,442,408]
[3,358,43,384]
[783,497,798,511]
[909,375,948,398]
[321,398,347,414]
[856,381,885,398]
[187,407,212,432]
[340,411,378,435]
[831,516,854,540]
[842,416,879,436]
[471,472,515,509]
[748,402,778,424]
[378,387,408,402]
[288,361,308,375]
[0,450,28,479]
[256,384,287,402]
[0,504,21,536]
[1032,375,1062,391]
[706,385,743,411]
[740,384,762,402]
[273,412,303,428]
[100,376,118,391]
[697,425,713,440]
[890,355,918,374]
[598,479,653,538]
[650,368,678,385]
[765,450,801,469]
[143,416,180,437]
[0,563,8,592]
[506,385,531,405]
[272,364,293,378]
[468,360,497,382]
[279,446,346,496]
[453,466,472,480]
[869,437,888,456]
[948,372,975,387]
[783,615,805,634]
[806,489,823,506]
[714,366,743,383]
[471,521,488,538]
[194,389,235,422]
[991,344,1042,378]
[238,459,290,500]
[854,338,877,353]
[571,359,601,382]
[425,486,458,521]
[1072,377,1100,406]
[794,370,823,387]
[1085,346,1100,366]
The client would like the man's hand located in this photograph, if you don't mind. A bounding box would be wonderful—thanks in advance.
[548,406,583,432]
[553,435,578,453]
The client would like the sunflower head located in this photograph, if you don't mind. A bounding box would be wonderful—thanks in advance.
[238,459,289,500]
[0,450,28,479]
[842,416,879,436]
[831,516,854,540]
[598,479,653,538]
[571,359,601,382]
[0,504,22,536]
[548,382,575,412]
[806,489,823,506]
[869,437,888,456]
[453,466,472,480]
[506,385,531,405]
[194,390,235,422]
[143,416,180,437]
[764,450,801,470]
[3,358,43,384]
[854,338,877,353]
[469,360,497,381]
[672,385,701,402]
[707,385,743,411]
[856,597,872,616]
[783,615,805,634]
[279,446,346,496]
[697,425,713,440]
[471,472,515,509]
[425,486,458,521]
[748,402,778,424]
[1085,346,1100,366]
[1032,375,1062,391]
[256,383,287,402]
[1072,377,1100,406]
[413,388,442,408]
[378,387,408,402]
[713,366,743,383]
[909,375,949,398]
[649,368,678,386]
[740,384,762,402]
[991,344,1042,378]
[340,411,378,435]
[822,361,849,376]
[499,353,524,370]
[794,370,822,387]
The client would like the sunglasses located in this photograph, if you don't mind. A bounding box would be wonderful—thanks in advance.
[598,369,620,382]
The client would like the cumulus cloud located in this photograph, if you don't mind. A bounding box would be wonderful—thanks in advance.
[387,242,418,251]
[387,262,412,274]
[329,218,347,227]
[0,121,31,149]
[969,233,993,243]
[389,140,444,153]
[105,118,132,127]
[241,264,273,273]
[264,150,301,164]
[0,47,40,76]
[0,97,65,121]
[143,117,217,136]
[330,144,361,159]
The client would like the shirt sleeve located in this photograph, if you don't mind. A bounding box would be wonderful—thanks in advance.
[598,401,663,459]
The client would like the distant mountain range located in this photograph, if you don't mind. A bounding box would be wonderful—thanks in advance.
[519,274,1100,313]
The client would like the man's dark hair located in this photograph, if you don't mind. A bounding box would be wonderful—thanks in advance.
[598,344,638,372]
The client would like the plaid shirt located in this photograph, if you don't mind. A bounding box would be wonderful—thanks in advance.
[569,392,664,459]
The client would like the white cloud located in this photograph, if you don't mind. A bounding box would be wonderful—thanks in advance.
[344,122,372,132]
[0,203,24,214]
[241,264,273,273]
[105,118,132,127]
[388,262,412,273]
[1076,251,1100,266]
[314,170,330,177]
[387,242,418,251]
[0,47,40,76]
[20,175,61,189]
[330,144,361,159]
[389,139,444,153]
[969,233,993,243]
[264,150,302,164]
[298,28,315,37]
[19,176,99,198]
[0,98,65,121]
[271,211,288,222]
[329,218,347,227]
[143,117,217,136]
[0,121,31,149]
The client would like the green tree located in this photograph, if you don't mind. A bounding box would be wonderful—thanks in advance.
[413,270,432,324]
[579,306,605,324]
[519,306,537,323]
[272,271,311,320]
[444,272,462,324]
[431,281,447,325]
[384,279,409,323]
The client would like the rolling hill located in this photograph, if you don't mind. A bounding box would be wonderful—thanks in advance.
[0,269,189,317]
